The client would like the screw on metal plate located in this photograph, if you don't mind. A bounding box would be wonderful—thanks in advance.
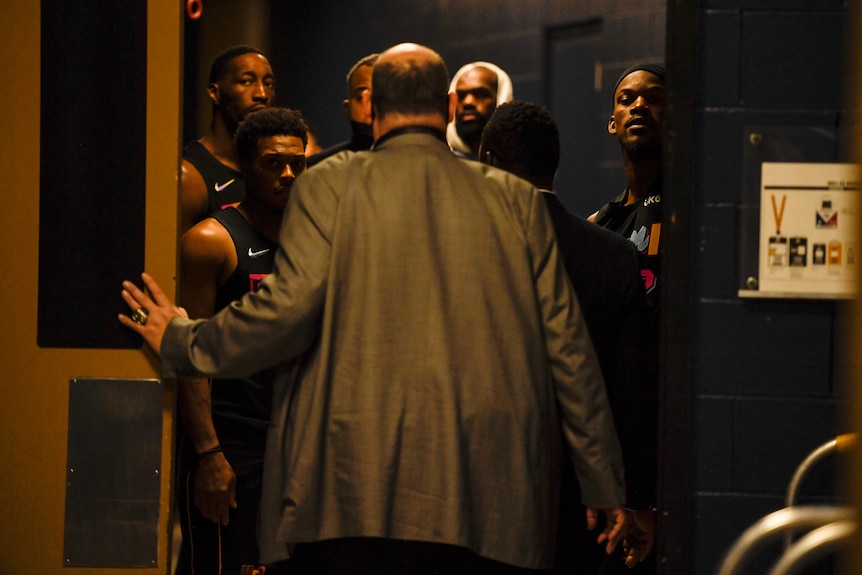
[746,276,759,290]
[749,133,763,146]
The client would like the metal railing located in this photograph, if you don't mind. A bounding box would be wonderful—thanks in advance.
[769,519,857,575]
[786,433,857,510]
[716,433,858,575]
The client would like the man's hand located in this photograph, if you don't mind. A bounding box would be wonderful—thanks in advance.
[193,451,237,525]
[119,272,188,355]
[623,508,656,567]
[586,506,628,554]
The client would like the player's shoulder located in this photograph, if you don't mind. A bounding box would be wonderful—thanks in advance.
[182,215,232,250]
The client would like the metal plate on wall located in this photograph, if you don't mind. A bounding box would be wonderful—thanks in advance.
[738,125,840,298]
[63,378,162,567]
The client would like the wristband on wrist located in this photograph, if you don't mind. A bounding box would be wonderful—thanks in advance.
[196,444,223,459]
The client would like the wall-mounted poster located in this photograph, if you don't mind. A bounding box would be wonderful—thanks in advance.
[756,162,861,298]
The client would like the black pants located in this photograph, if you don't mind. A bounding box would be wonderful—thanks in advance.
[269,537,552,575]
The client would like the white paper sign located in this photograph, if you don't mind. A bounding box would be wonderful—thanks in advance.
[757,162,861,297]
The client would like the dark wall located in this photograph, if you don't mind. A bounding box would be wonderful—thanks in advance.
[271,1,665,217]
[673,0,850,573]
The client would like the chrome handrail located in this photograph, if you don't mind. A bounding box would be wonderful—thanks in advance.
[783,433,856,548]
[768,519,857,575]
[786,434,857,509]
[716,506,855,575]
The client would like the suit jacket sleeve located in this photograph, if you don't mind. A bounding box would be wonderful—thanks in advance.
[526,189,626,509]
[160,168,338,379]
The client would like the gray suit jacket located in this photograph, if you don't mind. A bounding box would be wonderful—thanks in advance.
[161,129,625,569]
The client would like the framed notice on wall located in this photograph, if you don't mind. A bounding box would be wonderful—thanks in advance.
[746,162,861,299]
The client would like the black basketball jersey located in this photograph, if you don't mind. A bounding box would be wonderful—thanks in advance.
[593,177,663,308]
[211,207,277,310]
[206,207,278,475]
[183,140,246,215]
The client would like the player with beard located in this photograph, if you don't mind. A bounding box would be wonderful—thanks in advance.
[180,45,277,236]
[586,64,665,575]
[446,61,513,160]
[307,53,378,168]
[589,64,665,312]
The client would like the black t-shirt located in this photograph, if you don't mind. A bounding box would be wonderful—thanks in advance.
[593,177,663,309]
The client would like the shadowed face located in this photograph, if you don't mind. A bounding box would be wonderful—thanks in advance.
[344,64,373,125]
[211,53,276,129]
[608,70,665,159]
[243,134,305,212]
[454,66,498,143]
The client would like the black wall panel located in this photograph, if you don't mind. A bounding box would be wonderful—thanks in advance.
[39,0,147,348]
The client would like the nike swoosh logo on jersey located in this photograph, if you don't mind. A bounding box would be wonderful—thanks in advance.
[248,247,271,258]
[214,179,236,193]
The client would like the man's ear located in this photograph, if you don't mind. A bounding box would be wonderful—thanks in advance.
[343,98,350,113]
[447,91,458,124]
[607,114,617,135]
[207,83,220,105]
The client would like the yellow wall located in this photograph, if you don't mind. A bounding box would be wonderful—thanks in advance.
[0,1,181,573]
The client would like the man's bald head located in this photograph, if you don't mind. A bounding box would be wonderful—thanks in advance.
[371,43,450,120]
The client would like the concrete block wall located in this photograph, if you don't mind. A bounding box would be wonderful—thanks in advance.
[271,1,664,166]
[689,1,849,572]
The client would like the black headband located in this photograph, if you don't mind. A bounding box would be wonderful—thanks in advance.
[613,63,666,96]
